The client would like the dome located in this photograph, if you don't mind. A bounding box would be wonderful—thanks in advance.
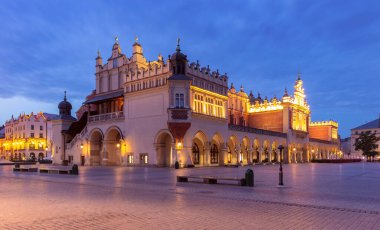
[58,91,72,117]
[170,49,187,62]
[170,38,187,62]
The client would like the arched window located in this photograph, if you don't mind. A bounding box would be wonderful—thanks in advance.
[210,144,219,164]
[192,143,200,165]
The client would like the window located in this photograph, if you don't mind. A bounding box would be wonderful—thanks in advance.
[194,94,204,113]
[128,155,134,164]
[113,59,118,68]
[31,125,34,130]
[210,144,219,164]
[39,133,43,138]
[175,93,184,108]
[40,125,43,131]
[30,133,34,138]
[140,154,148,164]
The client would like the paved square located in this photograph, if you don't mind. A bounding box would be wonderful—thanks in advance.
[1,163,380,229]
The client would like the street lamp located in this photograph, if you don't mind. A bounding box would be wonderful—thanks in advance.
[278,145,284,186]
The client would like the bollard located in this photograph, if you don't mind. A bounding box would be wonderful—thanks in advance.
[245,169,254,187]
[71,164,79,175]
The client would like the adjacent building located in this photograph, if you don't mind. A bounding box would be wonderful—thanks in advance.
[1,112,61,161]
[51,38,340,167]
[350,117,380,159]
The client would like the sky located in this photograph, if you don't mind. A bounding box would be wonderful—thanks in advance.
[1,0,380,137]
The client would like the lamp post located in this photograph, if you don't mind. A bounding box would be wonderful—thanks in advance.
[278,145,284,186]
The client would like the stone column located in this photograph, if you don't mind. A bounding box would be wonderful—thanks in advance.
[220,145,228,166]
[235,145,241,164]
[247,148,253,164]
[258,146,263,163]
[204,142,211,166]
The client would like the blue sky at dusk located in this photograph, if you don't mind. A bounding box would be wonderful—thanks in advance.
[1,0,380,137]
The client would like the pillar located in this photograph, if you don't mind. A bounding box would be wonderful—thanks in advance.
[204,142,211,166]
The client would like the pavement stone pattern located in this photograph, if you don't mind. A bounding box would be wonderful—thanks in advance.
[1,163,380,229]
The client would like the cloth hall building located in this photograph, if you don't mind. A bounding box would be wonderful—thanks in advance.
[51,38,340,167]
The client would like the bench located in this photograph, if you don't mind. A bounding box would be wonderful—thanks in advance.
[224,164,239,168]
[177,175,246,186]
[13,166,38,172]
[39,166,72,174]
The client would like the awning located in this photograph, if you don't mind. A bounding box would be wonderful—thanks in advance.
[84,90,124,104]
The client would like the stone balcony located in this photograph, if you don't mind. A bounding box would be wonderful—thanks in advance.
[167,108,191,122]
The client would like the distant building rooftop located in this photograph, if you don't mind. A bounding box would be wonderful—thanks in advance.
[352,118,380,130]
[0,126,5,138]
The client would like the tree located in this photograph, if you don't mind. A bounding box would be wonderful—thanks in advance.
[354,131,380,162]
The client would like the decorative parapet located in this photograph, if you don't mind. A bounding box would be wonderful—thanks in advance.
[310,120,338,128]
[249,101,283,113]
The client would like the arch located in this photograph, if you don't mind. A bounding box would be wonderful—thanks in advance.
[211,133,224,165]
[155,130,174,167]
[227,135,239,164]
[210,143,219,164]
[263,140,270,162]
[104,125,123,140]
[38,152,44,161]
[89,129,104,166]
[241,136,250,164]
[252,138,261,163]
[192,130,208,166]
[30,152,35,161]
[104,127,123,166]
[271,141,278,162]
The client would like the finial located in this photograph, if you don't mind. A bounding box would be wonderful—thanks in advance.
[284,87,288,96]
[297,70,301,80]
[231,82,235,89]
[64,91,67,101]
[249,90,253,97]
[114,35,119,44]
[97,49,101,57]
[176,37,181,52]
[135,35,139,43]
[240,84,244,92]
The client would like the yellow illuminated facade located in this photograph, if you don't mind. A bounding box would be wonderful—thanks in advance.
[3,112,52,161]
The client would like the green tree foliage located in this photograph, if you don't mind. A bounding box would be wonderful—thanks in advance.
[354,131,380,161]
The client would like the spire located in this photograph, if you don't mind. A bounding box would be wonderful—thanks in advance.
[249,90,253,97]
[240,84,244,92]
[283,88,289,97]
[64,91,67,101]
[114,35,119,44]
[134,35,139,44]
[231,82,235,89]
[176,37,181,52]
[297,70,301,81]
[97,49,101,58]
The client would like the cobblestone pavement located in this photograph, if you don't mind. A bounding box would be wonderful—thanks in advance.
[1,163,380,229]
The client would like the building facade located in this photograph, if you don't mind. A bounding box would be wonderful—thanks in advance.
[54,38,340,167]
[1,112,60,161]
[350,117,380,159]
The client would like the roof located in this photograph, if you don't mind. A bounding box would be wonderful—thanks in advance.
[84,90,124,104]
[168,74,192,81]
[352,118,380,131]
[0,126,5,138]
[43,113,60,121]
